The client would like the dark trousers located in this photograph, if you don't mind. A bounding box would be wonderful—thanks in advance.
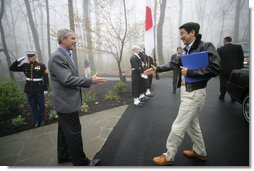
[147,75,153,89]
[139,77,147,95]
[172,70,180,92]
[219,72,231,98]
[131,73,141,98]
[57,111,90,166]
[27,93,45,124]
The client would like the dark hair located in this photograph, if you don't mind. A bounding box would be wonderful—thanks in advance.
[179,22,200,37]
[224,36,232,42]
[176,47,182,50]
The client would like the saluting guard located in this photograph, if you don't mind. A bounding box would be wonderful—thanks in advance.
[9,51,49,127]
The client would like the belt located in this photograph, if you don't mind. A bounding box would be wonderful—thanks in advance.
[26,78,43,81]
[181,80,208,92]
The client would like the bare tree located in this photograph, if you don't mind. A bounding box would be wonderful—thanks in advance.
[0,0,15,80]
[83,0,95,72]
[45,0,51,58]
[178,0,183,47]
[68,0,78,70]
[156,0,167,65]
[17,0,33,50]
[234,0,244,42]
[6,0,19,57]
[216,0,233,47]
[91,0,142,80]
[24,0,43,62]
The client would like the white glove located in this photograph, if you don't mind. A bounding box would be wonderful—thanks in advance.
[141,73,148,79]
[44,91,48,96]
[17,56,26,62]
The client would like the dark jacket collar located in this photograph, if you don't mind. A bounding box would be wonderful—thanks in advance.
[189,38,202,52]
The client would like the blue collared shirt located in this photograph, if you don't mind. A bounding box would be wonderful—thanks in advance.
[59,46,75,64]
[60,46,72,57]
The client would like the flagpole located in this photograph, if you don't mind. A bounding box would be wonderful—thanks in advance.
[153,0,160,80]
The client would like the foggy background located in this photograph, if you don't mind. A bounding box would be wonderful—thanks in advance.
[0,0,250,81]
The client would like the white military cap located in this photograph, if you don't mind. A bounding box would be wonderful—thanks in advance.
[25,50,38,57]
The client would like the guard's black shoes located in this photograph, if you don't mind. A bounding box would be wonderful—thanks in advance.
[134,102,144,107]
[219,95,224,101]
[140,97,149,102]
[88,159,100,166]
[58,157,72,164]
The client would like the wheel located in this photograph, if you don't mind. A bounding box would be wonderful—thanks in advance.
[242,95,249,122]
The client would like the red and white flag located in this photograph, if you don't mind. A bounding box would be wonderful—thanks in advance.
[145,0,154,57]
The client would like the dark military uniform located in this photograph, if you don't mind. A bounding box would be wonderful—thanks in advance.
[130,54,143,99]
[138,51,147,95]
[9,54,49,127]
[139,50,154,95]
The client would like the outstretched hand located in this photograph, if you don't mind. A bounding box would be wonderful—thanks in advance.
[92,72,107,84]
[180,66,188,76]
[144,65,157,75]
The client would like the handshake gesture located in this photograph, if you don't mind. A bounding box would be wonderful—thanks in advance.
[92,72,107,84]
[144,65,157,75]
[144,65,188,76]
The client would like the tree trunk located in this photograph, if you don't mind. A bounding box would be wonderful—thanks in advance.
[0,0,15,80]
[156,0,166,65]
[24,0,43,62]
[83,0,95,72]
[39,2,45,60]
[117,60,122,81]
[118,0,128,81]
[217,11,226,48]
[68,0,78,73]
[178,0,183,47]
[7,1,19,57]
[234,0,241,42]
[45,0,51,58]
[94,0,102,62]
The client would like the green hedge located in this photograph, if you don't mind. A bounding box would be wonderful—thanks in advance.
[0,80,25,116]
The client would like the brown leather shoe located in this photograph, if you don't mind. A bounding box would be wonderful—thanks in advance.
[152,155,172,166]
[183,150,207,161]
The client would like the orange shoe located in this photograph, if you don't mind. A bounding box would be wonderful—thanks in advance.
[152,155,172,166]
[182,150,207,161]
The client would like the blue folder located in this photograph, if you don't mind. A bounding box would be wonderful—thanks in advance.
[181,51,209,83]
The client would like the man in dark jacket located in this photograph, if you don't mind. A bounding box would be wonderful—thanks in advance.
[130,46,147,107]
[170,47,182,93]
[217,36,244,101]
[145,22,220,165]
[9,51,49,127]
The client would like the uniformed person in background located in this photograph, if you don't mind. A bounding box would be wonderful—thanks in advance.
[9,51,49,127]
[138,46,150,103]
[139,43,154,97]
[130,46,148,107]
[170,47,183,93]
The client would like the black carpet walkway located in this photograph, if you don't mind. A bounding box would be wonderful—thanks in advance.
[94,77,249,166]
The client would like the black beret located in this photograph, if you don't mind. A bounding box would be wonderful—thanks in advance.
[179,22,200,35]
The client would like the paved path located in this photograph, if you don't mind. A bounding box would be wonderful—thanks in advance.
[0,77,250,166]
[0,105,128,166]
[95,77,249,166]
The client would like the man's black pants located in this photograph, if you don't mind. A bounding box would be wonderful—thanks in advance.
[57,111,90,166]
